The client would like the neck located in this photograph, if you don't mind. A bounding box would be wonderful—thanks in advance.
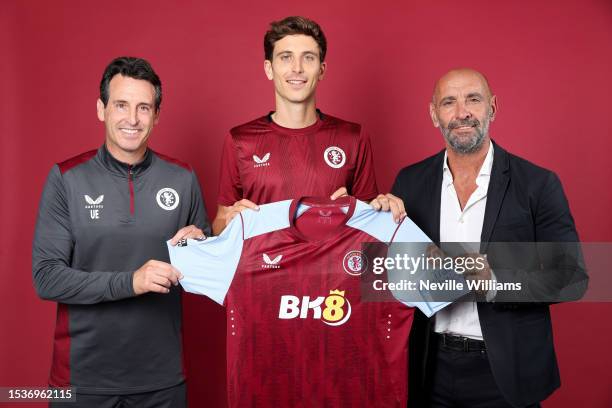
[446,138,491,177]
[105,141,146,165]
[272,96,318,129]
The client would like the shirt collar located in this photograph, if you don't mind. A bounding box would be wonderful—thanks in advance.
[97,144,153,177]
[442,140,494,184]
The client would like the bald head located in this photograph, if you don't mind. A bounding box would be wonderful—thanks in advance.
[432,68,493,105]
[429,68,497,155]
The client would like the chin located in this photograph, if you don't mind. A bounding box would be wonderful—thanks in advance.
[118,142,145,153]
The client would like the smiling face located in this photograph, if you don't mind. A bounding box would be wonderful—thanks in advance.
[430,69,497,154]
[96,75,159,163]
[264,34,326,106]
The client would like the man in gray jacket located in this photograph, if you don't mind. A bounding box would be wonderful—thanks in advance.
[32,56,210,407]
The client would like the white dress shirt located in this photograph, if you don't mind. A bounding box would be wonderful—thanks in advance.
[434,141,494,340]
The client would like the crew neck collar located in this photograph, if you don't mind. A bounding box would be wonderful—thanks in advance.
[97,144,153,177]
[266,109,325,135]
[287,196,356,243]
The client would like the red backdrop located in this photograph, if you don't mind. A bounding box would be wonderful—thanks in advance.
[2,0,611,406]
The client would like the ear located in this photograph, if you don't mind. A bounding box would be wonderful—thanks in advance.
[318,61,327,80]
[153,108,160,125]
[264,60,273,80]
[96,99,105,122]
[489,95,498,122]
[429,102,440,128]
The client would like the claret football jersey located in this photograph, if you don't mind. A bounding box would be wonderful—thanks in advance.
[168,197,449,407]
[217,111,379,206]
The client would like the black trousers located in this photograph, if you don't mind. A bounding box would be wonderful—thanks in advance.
[428,339,541,408]
[49,382,186,408]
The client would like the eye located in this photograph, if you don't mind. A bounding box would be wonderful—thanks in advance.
[304,54,316,62]
[139,105,151,112]
[116,102,127,110]
[280,54,291,61]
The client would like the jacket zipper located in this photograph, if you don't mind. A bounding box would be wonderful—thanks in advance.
[128,165,135,215]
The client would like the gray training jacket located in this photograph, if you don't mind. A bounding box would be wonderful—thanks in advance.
[32,145,210,395]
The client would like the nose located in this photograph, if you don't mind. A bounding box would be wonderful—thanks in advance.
[454,101,472,120]
[292,57,303,74]
[129,107,139,126]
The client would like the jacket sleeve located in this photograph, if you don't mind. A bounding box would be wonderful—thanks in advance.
[491,171,588,303]
[188,170,211,236]
[32,165,135,304]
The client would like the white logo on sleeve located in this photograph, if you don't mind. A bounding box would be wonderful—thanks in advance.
[262,253,282,269]
[156,188,180,210]
[84,195,104,219]
[324,146,346,169]
[253,153,271,168]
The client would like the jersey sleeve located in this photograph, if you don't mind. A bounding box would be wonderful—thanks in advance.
[32,166,135,304]
[389,217,469,317]
[189,170,212,236]
[217,133,243,206]
[350,128,378,202]
[167,212,244,305]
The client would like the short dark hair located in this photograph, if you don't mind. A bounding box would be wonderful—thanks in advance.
[99,56,162,111]
[264,16,327,62]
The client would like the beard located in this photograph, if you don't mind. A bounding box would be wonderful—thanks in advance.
[440,109,491,154]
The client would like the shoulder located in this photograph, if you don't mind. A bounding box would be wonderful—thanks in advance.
[497,144,557,187]
[395,149,445,181]
[320,113,363,137]
[229,115,270,138]
[151,150,193,173]
[57,149,98,174]
[240,200,292,240]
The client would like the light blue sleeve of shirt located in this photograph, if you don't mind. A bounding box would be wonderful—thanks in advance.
[167,214,244,305]
[390,216,467,317]
[346,201,456,317]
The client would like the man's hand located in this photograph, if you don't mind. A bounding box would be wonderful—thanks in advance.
[330,187,348,200]
[212,200,260,235]
[370,193,406,223]
[133,260,183,295]
[461,254,492,296]
[169,225,206,246]
[225,199,259,224]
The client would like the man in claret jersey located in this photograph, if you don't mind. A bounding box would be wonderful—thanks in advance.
[212,16,404,235]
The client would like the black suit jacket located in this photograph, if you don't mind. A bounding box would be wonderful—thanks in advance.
[391,141,585,408]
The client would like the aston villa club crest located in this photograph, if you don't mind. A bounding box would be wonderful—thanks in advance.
[343,250,368,276]
[324,146,346,169]
[156,188,180,211]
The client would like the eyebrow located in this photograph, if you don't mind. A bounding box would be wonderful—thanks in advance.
[276,50,319,57]
[112,100,153,108]
[439,96,456,105]
[466,92,484,99]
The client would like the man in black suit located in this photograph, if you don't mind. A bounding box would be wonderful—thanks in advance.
[392,68,585,408]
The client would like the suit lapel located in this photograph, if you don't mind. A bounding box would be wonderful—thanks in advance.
[480,141,510,251]
[427,151,444,244]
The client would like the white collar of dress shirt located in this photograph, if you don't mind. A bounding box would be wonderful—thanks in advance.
[442,140,494,185]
